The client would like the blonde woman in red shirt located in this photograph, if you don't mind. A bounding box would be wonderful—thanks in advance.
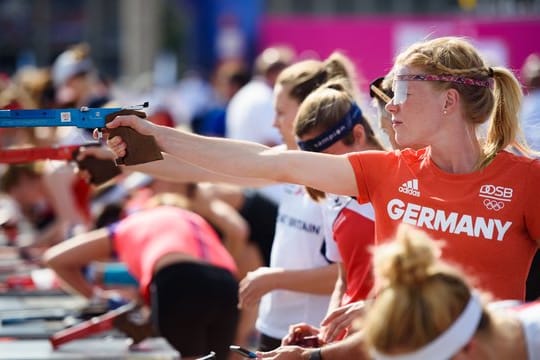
[105,36,539,358]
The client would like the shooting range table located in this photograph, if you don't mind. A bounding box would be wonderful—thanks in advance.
[0,293,86,311]
[0,337,180,359]
[0,294,87,339]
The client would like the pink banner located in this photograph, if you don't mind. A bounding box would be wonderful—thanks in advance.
[260,15,540,91]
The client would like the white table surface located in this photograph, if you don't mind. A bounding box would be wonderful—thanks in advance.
[0,337,180,359]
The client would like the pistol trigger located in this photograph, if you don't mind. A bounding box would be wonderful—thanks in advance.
[96,129,103,141]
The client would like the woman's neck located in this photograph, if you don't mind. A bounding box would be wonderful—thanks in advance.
[429,145,481,173]
[429,124,482,174]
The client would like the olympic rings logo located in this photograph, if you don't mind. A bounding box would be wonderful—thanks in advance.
[483,198,504,211]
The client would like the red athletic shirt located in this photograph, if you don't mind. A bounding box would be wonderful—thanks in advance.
[325,196,375,304]
[347,148,540,300]
[109,206,237,302]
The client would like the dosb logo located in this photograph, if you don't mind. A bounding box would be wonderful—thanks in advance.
[479,185,513,200]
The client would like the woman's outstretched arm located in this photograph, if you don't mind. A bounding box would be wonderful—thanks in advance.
[107,116,359,197]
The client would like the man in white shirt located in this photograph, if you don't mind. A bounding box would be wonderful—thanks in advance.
[226,46,295,147]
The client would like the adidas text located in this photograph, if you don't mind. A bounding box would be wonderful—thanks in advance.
[398,179,420,197]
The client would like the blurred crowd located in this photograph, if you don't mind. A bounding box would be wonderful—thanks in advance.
[0,38,539,360]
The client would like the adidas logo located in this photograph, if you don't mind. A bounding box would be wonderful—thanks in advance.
[398,179,420,197]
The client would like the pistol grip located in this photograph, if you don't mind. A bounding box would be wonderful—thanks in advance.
[73,146,121,185]
[105,109,163,165]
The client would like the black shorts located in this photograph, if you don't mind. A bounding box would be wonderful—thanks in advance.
[240,190,278,266]
[150,262,239,359]
[258,333,282,352]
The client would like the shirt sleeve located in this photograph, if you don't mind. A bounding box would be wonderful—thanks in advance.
[346,150,396,204]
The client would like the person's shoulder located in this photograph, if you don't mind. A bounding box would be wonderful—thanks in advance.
[500,300,540,323]
[347,149,399,167]
[496,150,540,167]
[489,152,540,184]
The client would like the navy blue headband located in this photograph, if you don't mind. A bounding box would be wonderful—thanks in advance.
[297,102,363,152]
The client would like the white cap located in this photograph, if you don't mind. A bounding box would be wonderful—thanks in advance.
[52,45,94,88]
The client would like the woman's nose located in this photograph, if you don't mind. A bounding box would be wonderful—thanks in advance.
[385,100,398,113]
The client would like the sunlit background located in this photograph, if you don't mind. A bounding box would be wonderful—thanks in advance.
[1,0,539,85]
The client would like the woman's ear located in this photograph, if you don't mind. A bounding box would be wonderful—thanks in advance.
[444,88,460,114]
[352,123,367,145]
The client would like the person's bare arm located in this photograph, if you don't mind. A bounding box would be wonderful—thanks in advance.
[128,153,276,187]
[318,330,368,359]
[257,330,369,359]
[106,117,359,197]
[327,263,347,315]
[43,228,112,298]
[275,264,338,294]
[239,264,338,308]
[81,142,277,188]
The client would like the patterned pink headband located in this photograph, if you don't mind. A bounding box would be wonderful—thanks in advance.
[395,74,494,89]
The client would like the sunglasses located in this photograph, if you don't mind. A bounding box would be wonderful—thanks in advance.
[369,77,393,105]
